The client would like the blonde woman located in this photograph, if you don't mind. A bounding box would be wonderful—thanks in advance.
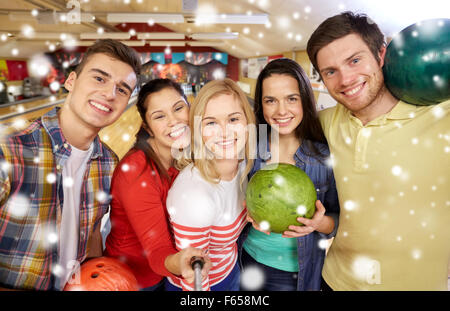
[165,79,256,291]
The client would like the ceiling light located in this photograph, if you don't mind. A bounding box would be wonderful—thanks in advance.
[8,12,36,22]
[71,41,95,46]
[107,13,184,23]
[277,16,290,29]
[17,32,78,40]
[79,32,131,40]
[120,40,146,46]
[190,13,269,24]
[9,12,95,24]
[187,41,225,47]
[71,13,95,23]
[149,41,185,46]
[21,25,35,38]
[190,32,238,40]
[137,32,185,40]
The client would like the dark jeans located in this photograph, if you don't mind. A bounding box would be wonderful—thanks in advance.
[240,248,298,291]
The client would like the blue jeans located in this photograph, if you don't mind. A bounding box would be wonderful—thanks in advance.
[240,248,298,291]
[165,262,240,291]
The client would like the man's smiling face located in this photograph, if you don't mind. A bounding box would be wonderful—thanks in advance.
[64,52,137,131]
[317,33,386,115]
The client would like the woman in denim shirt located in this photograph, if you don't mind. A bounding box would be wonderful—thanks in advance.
[239,58,339,291]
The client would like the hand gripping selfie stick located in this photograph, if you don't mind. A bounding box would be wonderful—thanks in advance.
[190,256,204,291]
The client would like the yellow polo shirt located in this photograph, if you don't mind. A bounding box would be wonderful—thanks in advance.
[319,100,450,290]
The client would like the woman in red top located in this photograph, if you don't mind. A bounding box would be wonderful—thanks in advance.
[104,79,210,290]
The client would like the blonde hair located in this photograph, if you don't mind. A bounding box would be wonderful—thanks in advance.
[179,78,256,187]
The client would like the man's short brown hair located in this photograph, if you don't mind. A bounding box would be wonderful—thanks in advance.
[75,39,141,80]
[307,11,386,75]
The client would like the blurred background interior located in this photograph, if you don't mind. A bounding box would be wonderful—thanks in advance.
[0,0,448,290]
[0,0,446,153]
[0,0,450,157]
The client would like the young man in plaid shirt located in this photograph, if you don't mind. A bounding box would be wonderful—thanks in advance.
[0,39,141,290]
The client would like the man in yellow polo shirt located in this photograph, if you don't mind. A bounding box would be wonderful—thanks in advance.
[306,12,449,290]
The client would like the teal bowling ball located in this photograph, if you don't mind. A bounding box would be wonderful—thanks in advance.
[383,18,450,106]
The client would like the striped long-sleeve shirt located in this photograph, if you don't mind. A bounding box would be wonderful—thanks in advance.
[166,163,247,291]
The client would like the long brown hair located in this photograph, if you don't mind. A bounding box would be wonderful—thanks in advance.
[254,58,327,161]
[132,78,188,181]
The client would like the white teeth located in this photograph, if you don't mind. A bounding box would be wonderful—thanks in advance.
[345,84,363,96]
[217,140,234,146]
[169,126,186,138]
[90,101,110,112]
[276,118,291,124]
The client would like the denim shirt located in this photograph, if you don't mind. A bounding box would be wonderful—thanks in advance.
[238,138,340,291]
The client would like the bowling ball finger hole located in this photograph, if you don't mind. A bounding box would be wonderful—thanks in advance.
[90,272,100,278]
[96,263,104,268]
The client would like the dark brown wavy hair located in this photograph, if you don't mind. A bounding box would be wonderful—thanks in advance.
[307,11,386,75]
[254,58,327,161]
[131,78,188,181]
[75,39,141,78]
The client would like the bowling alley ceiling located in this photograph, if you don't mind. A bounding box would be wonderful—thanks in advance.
[0,0,447,59]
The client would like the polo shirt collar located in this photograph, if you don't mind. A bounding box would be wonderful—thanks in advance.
[385,100,418,120]
[347,100,416,126]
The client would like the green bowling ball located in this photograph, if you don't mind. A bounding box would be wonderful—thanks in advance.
[383,18,450,106]
[246,163,316,234]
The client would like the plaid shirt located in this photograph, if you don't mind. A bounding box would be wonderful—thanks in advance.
[0,107,118,290]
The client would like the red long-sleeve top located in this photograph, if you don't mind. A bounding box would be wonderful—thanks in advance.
[104,149,178,289]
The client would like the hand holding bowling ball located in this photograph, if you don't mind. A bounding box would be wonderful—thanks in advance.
[246,163,317,234]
